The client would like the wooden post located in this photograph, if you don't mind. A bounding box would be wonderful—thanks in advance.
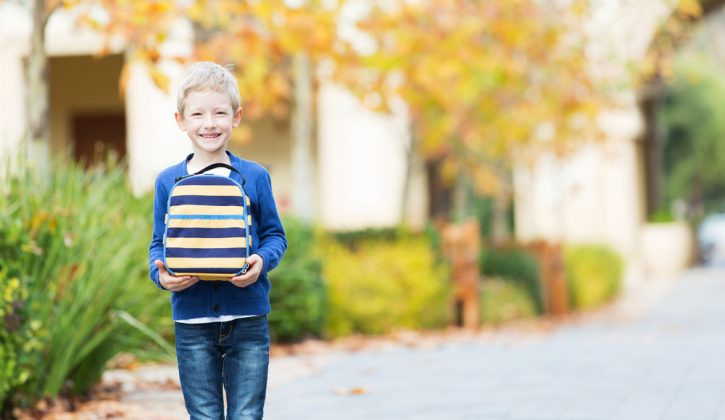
[528,241,569,316]
[440,219,481,329]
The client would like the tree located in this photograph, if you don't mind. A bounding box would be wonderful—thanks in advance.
[179,0,342,221]
[637,0,725,216]
[661,55,725,220]
[15,0,343,221]
[72,0,342,219]
[23,0,62,170]
[332,0,606,239]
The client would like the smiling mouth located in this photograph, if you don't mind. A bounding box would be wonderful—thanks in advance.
[200,133,221,139]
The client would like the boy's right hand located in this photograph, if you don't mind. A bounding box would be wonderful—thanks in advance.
[154,260,199,292]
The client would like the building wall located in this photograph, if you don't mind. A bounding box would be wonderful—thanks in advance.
[48,54,125,157]
[0,4,126,164]
[317,83,427,230]
[514,106,644,251]
[228,118,295,215]
[125,61,191,194]
[513,0,675,287]
[0,41,26,162]
[0,3,29,163]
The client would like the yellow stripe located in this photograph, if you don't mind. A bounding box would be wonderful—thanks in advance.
[166,237,247,248]
[170,205,244,215]
[173,273,237,280]
[168,218,245,229]
[172,185,242,197]
[166,257,246,269]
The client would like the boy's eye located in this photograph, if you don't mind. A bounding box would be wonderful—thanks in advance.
[191,113,202,117]
[216,112,227,116]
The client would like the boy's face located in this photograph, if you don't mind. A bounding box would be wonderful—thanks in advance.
[175,89,242,156]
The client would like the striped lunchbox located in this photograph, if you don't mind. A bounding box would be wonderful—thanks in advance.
[163,163,252,280]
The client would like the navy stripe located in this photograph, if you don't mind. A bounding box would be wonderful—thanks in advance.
[167,227,247,238]
[177,176,239,186]
[166,247,247,258]
[168,215,244,220]
[170,195,245,207]
[171,267,243,274]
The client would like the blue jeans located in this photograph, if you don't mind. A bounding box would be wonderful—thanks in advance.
[175,316,270,420]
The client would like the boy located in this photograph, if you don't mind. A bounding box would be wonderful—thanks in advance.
[148,61,287,420]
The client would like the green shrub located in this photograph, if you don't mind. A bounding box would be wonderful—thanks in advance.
[649,208,675,223]
[480,277,538,325]
[268,217,326,343]
[564,244,624,310]
[0,271,44,412]
[0,158,172,412]
[323,234,451,338]
[330,227,400,248]
[480,248,542,312]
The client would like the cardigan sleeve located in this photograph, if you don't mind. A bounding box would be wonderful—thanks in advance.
[148,174,169,290]
[252,169,287,274]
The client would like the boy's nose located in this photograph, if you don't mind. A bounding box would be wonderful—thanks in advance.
[203,115,216,127]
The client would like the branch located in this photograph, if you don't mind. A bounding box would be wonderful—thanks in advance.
[45,0,63,18]
[701,0,725,16]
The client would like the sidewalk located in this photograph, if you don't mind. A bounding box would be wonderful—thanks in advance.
[96,267,725,419]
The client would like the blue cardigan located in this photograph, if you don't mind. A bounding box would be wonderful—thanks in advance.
[148,152,287,320]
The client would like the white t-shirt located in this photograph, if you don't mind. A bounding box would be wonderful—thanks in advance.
[175,164,258,324]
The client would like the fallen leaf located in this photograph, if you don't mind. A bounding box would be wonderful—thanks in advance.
[332,386,369,396]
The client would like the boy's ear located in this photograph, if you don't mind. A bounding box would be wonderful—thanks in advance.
[233,107,243,127]
[175,112,186,130]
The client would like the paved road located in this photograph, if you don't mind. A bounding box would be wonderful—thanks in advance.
[109,267,725,419]
[264,268,725,420]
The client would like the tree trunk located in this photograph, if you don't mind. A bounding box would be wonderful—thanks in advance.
[640,78,665,217]
[491,167,512,246]
[399,124,415,225]
[491,189,510,246]
[702,0,725,16]
[26,0,50,170]
[451,172,467,223]
[291,52,315,222]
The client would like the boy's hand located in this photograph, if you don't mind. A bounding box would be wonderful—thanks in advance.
[230,254,264,288]
[154,260,199,292]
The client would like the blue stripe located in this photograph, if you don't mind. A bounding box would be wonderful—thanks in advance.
[177,176,238,186]
[170,195,244,207]
[167,227,247,238]
[171,267,243,274]
[166,247,247,258]
[168,215,245,220]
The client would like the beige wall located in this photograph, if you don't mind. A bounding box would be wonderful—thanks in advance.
[514,106,644,249]
[513,0,676,287]
[0,3,28,163]
[0,4,125,164]
[228,118,294,214]
[317,83,427,230]
[126,61,192,195]
[0,41,26,163]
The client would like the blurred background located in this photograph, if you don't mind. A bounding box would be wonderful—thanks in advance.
[2,0,725,418]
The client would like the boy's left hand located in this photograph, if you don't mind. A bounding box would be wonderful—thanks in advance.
[230,254,264,288]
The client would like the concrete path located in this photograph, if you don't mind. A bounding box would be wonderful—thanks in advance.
[265,268,725,420]
[102,267,725,420]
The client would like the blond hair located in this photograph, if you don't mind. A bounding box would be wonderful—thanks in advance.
[176,62,241,115]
